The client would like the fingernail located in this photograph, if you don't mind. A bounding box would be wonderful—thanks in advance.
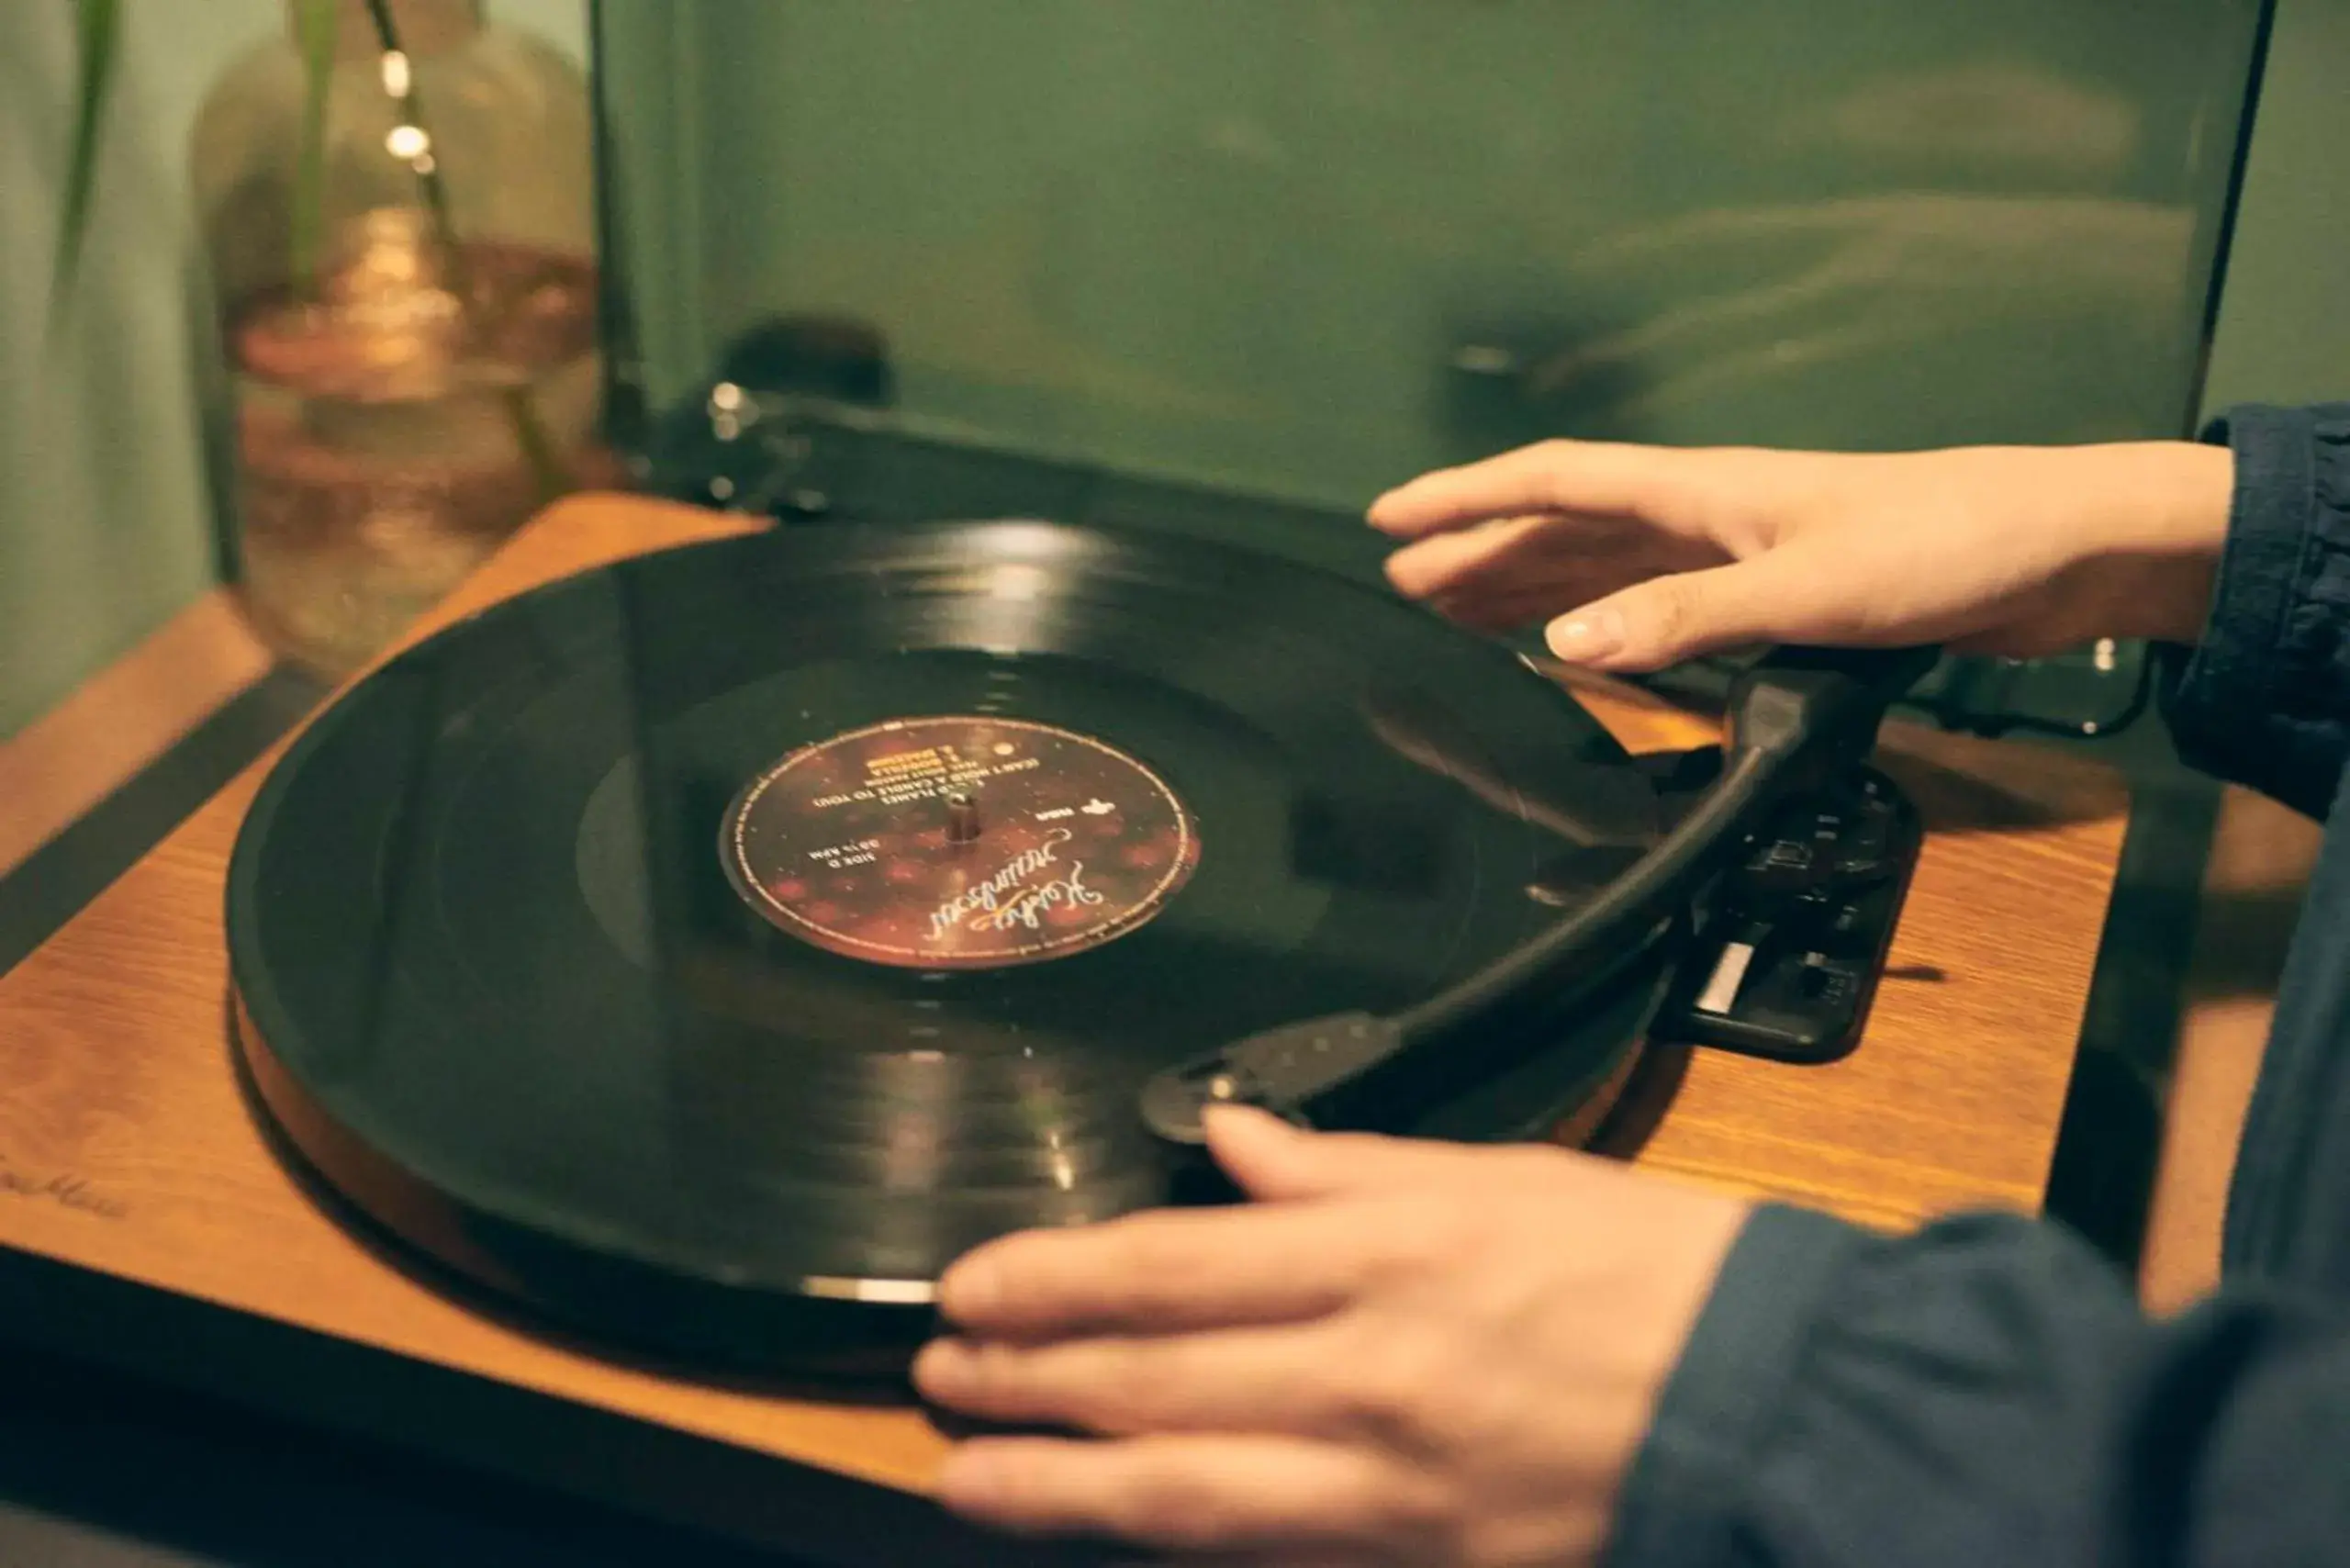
[1366,482,1427,526]
[1549,607,1626,664]
[912,1337,971,1397]
[937,1258,999,1323]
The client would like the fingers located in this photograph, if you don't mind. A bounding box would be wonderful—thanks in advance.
[934,1432,1427,1558]
[934,1113,1563,1338]
[1207,1105,1550,1204]
[1413,564,1687,639]
[1368,440,1692,539]
[1383,511,1725,640]
[1539,548,1865,674]
[1382,513,1562,599]
[1425,588,1553,636]
[936,1192,1378,1338]
[917,1322,1348,1436]
[1377,471,1924,672]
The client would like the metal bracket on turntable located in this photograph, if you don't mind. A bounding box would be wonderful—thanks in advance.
[1140,644,1942,1146]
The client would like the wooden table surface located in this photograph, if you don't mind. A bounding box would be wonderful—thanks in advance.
[0,494,2132,1533]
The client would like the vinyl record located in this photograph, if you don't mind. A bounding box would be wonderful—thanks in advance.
[226,518,1677,1376]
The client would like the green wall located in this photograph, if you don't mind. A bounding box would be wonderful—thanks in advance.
[600,0,2272,512]
[2202,0,2350,412]
[3,2,243,738]
[3,1,2344,741]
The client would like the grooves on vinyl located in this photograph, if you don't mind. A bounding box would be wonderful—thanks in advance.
[224,515,1919,1379]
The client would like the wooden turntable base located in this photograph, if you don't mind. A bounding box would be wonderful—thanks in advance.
[0,495,2132,1563]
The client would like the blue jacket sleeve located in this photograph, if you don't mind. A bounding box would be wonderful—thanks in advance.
[1602,1204,2350,1567]
[1602,402,2350,1568]
[2162,402,2350,819]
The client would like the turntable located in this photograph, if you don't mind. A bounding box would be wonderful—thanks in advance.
[0,492,2132,1564]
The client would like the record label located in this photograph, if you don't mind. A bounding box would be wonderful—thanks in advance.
[722,716,1201,969]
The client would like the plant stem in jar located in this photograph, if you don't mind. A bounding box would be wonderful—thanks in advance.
[360,0,572,502]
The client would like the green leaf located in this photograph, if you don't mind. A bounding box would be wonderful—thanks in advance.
[50,0,121,313]
[290,0,339,298]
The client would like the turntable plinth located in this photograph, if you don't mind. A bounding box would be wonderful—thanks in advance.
[0,493,2132,1564]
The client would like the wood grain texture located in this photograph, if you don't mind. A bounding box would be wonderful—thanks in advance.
[1540,661,2130,1224]
[0,493,2130,1500]
[0,591,273,878]
[1660,723,2126,1218]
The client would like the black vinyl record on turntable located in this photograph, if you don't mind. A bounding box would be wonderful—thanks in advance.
[224,516,1928,1379]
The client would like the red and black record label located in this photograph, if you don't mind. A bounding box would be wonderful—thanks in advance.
[722,716,1201,969]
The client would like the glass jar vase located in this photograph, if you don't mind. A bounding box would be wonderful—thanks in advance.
[191,0,599,680]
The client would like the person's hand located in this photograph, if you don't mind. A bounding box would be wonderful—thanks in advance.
[1368,437,2234,674]
[913,1106,1751,1565]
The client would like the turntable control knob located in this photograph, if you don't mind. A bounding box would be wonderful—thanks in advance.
[946,791,982,844]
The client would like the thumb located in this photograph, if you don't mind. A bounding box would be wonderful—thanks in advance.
[1546,552,1833,673]
[1203,1104,1506,1203]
